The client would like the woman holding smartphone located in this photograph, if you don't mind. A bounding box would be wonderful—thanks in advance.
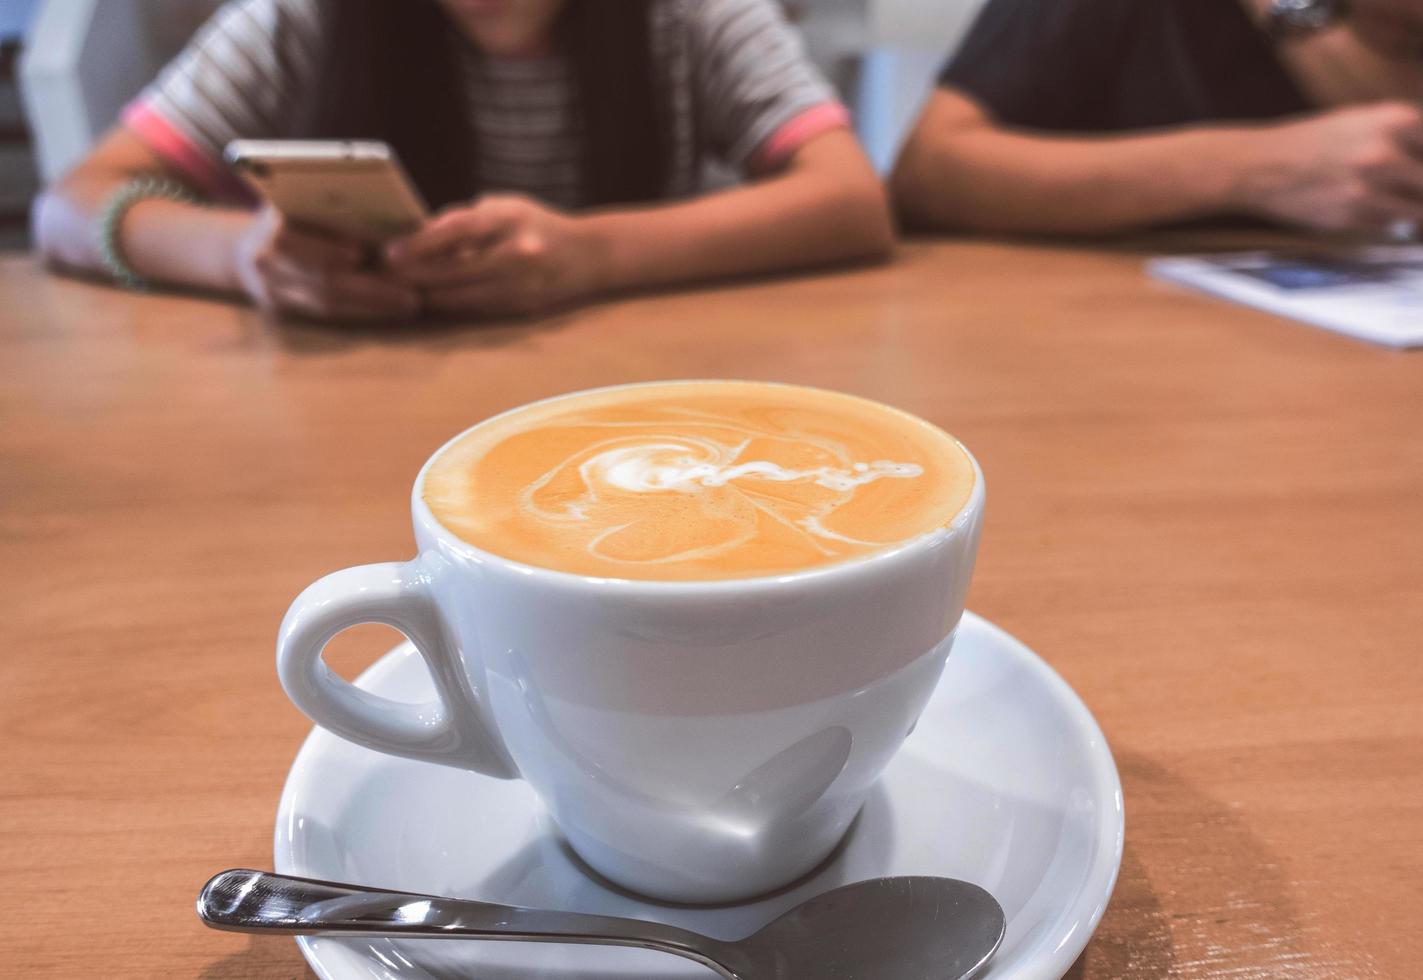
[33,0,893,321]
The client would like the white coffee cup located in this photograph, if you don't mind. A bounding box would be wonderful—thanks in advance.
[276,384,985,903]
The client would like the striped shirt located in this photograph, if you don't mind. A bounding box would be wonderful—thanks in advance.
[124,0,850,208]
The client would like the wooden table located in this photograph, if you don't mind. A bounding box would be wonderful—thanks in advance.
[3,240,1420,978]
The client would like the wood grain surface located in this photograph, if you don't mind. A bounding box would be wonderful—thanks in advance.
[2,240,1420,979]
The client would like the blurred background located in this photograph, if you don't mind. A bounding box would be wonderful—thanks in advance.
[0,0,988,252]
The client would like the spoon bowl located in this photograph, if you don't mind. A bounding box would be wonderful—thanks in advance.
[725,875,1006,979]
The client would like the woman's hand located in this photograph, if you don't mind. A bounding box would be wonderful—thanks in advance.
[384,195,608,318]
[232,206,421,321]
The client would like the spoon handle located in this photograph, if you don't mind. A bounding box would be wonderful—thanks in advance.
[198,869,738,977]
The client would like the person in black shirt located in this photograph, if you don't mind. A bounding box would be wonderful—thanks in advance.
[891,0,1423,236]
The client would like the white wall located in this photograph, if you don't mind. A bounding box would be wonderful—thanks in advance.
[19,0,221,180]
[18,0,990,182]
[857,0,988,170]
[794,0,988,170]
[870,0,987,48]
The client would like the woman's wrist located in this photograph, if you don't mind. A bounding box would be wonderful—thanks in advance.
[173,204,262,296]
[113,197,257,296]
[576,211,637,295]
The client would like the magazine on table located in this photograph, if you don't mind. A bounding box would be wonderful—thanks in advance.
[1148,247,1423,349]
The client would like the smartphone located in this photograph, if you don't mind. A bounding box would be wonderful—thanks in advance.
[224,139,429,242]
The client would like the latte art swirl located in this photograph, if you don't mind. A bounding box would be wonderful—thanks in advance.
[585,443,923,494]
[518,434,927,566]
[424,382,974,581]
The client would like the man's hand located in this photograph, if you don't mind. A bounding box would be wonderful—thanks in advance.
[1239,101,1423,234]
[384,195,608,318]
[231,206,420,321]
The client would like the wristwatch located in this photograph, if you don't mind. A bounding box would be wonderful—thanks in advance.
[1266,0,1352,38]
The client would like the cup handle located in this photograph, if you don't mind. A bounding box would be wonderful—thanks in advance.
[276,561,518,779]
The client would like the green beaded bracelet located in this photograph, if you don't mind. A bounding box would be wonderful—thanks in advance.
[96,177,197,291]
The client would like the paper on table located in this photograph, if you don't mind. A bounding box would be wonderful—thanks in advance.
[1148,247,1423,349]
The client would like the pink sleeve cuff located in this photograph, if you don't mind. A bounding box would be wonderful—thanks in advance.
[748,102,852,174]
[122,102,252,203]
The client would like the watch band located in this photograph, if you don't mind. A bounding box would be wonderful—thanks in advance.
[96,176,197,291]
[1266,0,1352,39]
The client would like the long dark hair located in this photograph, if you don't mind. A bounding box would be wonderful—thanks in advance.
[301,0,668,211]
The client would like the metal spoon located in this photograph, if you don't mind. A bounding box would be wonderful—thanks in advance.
[198,868,1005,979]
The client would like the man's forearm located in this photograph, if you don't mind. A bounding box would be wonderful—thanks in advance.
[894,119,1272,235]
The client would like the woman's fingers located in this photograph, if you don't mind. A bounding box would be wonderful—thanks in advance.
[237,207,431,322]
[271,223,365,270]
[268,267,421,321]
[385,236,527,287]
[375,195,578,316]
[385,196,530,265]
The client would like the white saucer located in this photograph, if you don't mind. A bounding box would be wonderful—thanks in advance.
[275,612,1123,980]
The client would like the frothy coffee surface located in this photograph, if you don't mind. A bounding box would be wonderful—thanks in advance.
[423,382,974,580]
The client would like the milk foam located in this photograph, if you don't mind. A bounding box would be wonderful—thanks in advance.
[423,382,975,580]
